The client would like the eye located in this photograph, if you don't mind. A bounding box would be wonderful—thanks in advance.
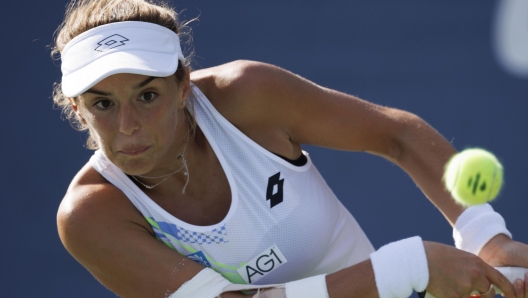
[139,92,158,103]
[94,99,113,110]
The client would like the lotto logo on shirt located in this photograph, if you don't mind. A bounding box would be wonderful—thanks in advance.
[237,244,288,284]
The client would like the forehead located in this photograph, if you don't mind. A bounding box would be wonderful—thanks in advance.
[84,74,169,96]
[95,73,161,88]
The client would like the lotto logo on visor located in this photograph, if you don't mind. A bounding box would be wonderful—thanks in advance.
[95,34,129,52]
[237,244,288,284]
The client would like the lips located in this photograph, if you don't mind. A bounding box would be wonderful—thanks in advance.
[118,145,150,156]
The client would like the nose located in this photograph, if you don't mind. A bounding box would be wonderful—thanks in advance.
[117,104,140,135]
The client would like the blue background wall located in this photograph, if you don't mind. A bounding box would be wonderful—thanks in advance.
[1,1,527,297]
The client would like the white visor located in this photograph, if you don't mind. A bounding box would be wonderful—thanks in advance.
[61,21,185,97]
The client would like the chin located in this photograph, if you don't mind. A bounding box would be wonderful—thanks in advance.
[108,153,154,176]
[120,162,154,176]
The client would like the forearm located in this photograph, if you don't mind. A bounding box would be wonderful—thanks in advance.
[326,259,378,298]
[387,113,464,226]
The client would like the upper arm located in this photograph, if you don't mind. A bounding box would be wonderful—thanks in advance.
[217,62,463,223]
[57,167,204,298]
[202,60,421,160]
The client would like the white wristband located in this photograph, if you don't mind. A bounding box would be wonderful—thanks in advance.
[370,236,429,298]
[453,203,512,255]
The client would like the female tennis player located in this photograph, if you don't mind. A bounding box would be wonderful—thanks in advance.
[53,0,528,297]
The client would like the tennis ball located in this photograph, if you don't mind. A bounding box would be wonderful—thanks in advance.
[443,148,503,206]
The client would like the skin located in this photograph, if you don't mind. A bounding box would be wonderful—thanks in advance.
[59,60,528,298]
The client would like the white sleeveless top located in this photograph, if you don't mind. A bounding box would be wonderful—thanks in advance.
[89,84,374,285]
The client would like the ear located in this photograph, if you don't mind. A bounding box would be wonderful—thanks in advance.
[67,97,78,112]
[178,69,192,109]
[68,97,86,124]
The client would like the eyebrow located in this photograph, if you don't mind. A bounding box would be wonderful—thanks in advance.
[82,76,160,96]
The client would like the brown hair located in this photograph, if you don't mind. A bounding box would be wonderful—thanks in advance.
[52,0,195,149]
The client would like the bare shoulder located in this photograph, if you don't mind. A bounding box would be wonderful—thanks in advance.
[190,60,279,105]
[190,60,275,88]
[57,163,205,296]
[57,162,151,255]
[190,60,303,158]
[58,161,147,228]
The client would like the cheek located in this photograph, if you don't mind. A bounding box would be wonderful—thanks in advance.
[81,111,115,147]
[77,106,99,128]
[156,103,181,128]
[154,108,184,145]
[87,124,109,150]
[86,114,111,134]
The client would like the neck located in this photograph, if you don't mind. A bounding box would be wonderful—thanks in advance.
[132,122,193,192]
[133,126,207,196]
[132,145,189,192]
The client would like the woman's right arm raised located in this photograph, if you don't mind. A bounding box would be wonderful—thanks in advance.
[57,163,210,298]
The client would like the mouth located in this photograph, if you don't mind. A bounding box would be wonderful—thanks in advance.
[118,145,150,156]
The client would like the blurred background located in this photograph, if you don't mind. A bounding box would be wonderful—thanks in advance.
[1,0,527,297]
